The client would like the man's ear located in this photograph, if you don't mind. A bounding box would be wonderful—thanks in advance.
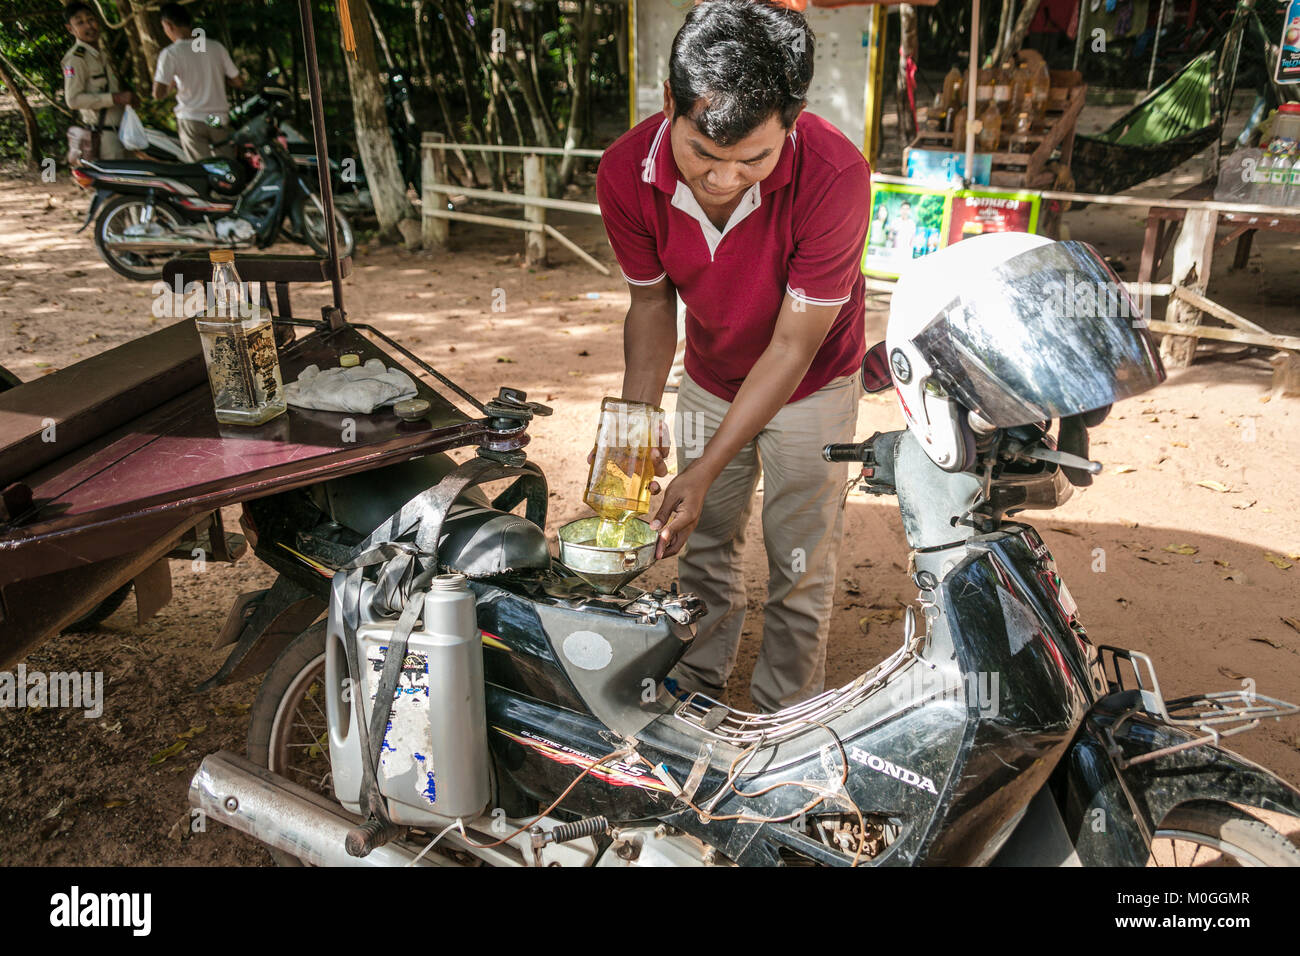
[662,81,673,121]
[788,100,807,130]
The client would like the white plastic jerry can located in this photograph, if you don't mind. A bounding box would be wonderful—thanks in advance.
[325,573,490,825]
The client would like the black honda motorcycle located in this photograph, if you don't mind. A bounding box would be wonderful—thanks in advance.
[72,87,353,282]
[188,323,1300,866]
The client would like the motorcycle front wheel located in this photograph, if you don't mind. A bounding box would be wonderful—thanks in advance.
[1149,802,1300,866]
[292,194,355,260]
[93,195,188,281]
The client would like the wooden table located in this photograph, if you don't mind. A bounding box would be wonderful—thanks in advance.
[1136,180,1300,371]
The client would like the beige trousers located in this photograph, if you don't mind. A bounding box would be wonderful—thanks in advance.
[177,117,235,161]
[669,370,863,712]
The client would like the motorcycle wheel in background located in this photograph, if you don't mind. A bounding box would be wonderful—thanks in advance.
[93,195,188,281]
[293,193,355,260]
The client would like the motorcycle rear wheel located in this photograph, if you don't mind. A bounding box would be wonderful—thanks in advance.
[246,620,333,867]
[93,195,188,282]
[1150,802,1300,866]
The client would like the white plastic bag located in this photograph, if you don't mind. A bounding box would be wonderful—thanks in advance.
[118,105,148,152]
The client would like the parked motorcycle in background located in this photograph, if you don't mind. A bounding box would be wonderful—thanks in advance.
[140,72,374,219]
[71,85,354,281]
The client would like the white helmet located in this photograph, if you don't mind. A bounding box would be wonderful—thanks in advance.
[885,233,1164,472]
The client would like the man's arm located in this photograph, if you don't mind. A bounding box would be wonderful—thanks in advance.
[221,44,244,91]
[650,295,840,557]
[620,276,678,408]
[151,80,173,100]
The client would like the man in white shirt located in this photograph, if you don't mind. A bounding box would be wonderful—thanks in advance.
[151,3,243,161]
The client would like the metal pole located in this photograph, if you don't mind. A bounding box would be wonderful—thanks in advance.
[297,0,345,326]
[1072,0,1087,71]
[1147,0,1169,91]
[965,0,979,186]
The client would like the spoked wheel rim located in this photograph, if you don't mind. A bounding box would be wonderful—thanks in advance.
[1149,829,1267,867]
[267,651,335,799]
[98,200,186,279]
[300,193,353,257]
[1147,804,1300,867]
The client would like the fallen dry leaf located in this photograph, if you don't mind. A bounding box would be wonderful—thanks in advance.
[1230,500,1257,511]
[1195,479,1232,493]
[1137,554,1170,565]
[1113,465,1137,474]
[1218,666,1246,681]
[1213,559,1230,568]
[1162,544,1198,555]
[1251,637,1284,650]
[1120,518,1139,529]
[1282,618,1300,635]
[1050,527,1081,537]
[1264,553,1294,570]
[149,740,186,765]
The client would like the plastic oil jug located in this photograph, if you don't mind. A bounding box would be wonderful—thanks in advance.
[325,573,489,825]
[196,250,286,425]
[584,398,662,549]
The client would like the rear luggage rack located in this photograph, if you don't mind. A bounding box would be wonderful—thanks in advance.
[1098,645,1299,767]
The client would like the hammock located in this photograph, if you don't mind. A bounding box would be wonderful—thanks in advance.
[1072,50,1222,195]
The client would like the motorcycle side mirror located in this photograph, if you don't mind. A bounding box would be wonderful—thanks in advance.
[861,341,892,393]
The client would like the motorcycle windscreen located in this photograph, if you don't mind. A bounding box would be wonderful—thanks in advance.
[911,240,1166,427]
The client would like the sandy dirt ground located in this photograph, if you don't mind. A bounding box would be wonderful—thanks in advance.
[0,139,1298,866]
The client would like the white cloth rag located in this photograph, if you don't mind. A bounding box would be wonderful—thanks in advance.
[284,358,418,414]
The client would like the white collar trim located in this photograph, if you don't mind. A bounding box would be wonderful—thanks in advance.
[670,181,763,260]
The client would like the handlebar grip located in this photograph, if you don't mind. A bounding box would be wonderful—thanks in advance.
[822,442,866,463]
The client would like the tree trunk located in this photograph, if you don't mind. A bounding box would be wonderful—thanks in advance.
[506,8,556,148]
[413,0,475,186]
[116,0,153,91]
[989,0,1042,65]
[367,2,416,127]
[338,0,416,238]
[557,0,595,186]
[895,4,918,149]
[0,53,41,172]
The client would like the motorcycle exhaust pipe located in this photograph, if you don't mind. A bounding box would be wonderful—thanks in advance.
[188,750,446,867]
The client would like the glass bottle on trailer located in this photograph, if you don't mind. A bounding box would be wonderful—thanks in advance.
[196,250,287,426]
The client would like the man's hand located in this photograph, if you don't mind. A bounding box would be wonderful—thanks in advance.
[649,462,711,559]
[112,91,138,107]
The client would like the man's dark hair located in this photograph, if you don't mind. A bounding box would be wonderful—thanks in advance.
[159,3,193,27]
[63,2,96,23]
[668,0,814,146]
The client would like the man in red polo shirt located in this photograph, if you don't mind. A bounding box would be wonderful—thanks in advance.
[596,0,869,712]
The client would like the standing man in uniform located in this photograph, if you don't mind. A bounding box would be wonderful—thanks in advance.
[62,2,137,161]
[596,0,870,713]
[152,3,243,161]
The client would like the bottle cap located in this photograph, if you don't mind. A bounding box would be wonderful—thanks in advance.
[209,249,235,263]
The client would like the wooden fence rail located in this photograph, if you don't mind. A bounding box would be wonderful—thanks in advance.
[419,132,608,275]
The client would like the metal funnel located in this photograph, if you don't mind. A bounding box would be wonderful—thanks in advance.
[557,517,657,594]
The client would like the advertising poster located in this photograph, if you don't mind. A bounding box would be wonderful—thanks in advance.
[861,182,950,279]
[1278,0,1300,85]
[945,190,1041,245]
[905,149,993,188]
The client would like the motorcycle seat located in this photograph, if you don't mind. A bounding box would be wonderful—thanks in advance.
[84,158,216,181]
[314,453,550,578]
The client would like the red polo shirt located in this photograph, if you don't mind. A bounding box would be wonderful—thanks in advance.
[596,111,870,403]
